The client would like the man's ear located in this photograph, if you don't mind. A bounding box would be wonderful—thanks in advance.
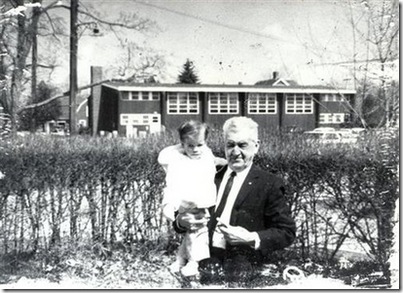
[255,140,261,153]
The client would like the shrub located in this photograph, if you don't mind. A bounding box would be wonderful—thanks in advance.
[0,127,399,280]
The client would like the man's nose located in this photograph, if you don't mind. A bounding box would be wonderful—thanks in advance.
[232,145,242,155]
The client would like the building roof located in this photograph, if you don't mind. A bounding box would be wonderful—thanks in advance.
[255,78,299,87]
[102,81,356,94]
[255,71,299,87]
[58,95,89,120]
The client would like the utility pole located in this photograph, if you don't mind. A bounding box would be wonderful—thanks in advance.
[69,0,78,135]
[31,1,41,133]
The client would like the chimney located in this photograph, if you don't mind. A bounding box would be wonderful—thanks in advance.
[273,71,279,80]
[89,66,103,136]
[238,81,243,85]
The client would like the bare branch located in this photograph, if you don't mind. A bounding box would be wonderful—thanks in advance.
[17,77,139,113]
[43,3,70,12]
[26,63,58,69]
[41,10,63,41]
[77,9,153,31]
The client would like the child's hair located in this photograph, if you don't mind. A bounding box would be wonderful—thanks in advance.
[178,120,209,142]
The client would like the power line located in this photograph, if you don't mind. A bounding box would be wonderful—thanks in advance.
[133,0,292,44]
[313,58,398,66]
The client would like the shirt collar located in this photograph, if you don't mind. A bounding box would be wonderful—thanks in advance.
[225,163,253,181]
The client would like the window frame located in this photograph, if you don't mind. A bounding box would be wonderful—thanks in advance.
[285,93,313,114]
[120,113,161,125]
[208,92,239,115]
[247,93,277,114]
[121,91,160,101]
[319,113,346,124]
[321,94,344,102]
[167,92,199,114]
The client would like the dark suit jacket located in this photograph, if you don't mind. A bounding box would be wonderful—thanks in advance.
[212,164,296,257]
[174,164,296,258]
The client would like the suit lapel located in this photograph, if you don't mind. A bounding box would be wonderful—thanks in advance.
[215,164,261,208]
[233,165,261,209]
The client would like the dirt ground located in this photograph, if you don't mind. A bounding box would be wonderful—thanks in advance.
[0,270,355,290]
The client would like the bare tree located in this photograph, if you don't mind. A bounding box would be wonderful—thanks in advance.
[1,1,164,133]
[112,41,165,82]
[296,0,398,128]
[338,0,398,127]
[362,0,398,127]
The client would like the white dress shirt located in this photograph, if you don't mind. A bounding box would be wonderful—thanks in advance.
[212,165,260,249]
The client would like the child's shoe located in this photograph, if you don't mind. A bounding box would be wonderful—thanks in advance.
[169,259,185,273]
[180,261,199,277]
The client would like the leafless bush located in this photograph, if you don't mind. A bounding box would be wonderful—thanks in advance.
[0,128,398,279]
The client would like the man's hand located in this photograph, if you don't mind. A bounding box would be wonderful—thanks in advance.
[218,224,256,246]
[177,210,209,232]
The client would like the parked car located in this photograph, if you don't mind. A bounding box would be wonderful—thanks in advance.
[337,132,359,144]
[338,128,366,135]
[350,127,366,135]
[306,127,336,133]
[304,128,358,144]
[51,128,68,136]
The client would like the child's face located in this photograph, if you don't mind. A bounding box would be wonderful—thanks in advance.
[182,132,206,159]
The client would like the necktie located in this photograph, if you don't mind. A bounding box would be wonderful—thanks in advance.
[210,171,236,239]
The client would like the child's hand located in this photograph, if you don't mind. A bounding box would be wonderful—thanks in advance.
[180,200,197,210]
[177,211,209,232]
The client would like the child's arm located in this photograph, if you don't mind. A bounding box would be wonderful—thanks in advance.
[214,156,227,166]
[158,146,173,173]
[159,163,168,173]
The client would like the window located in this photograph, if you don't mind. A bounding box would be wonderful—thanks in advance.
[152,92,160,100]
[78,119,87,127]
[321,94,344,102]
[319,113,345,124]
[121,92,130,100]
[208,93,239,114]
[120,114,160,125]
[121,91,160,101]
[286,94,313,114]
[248,93,277,114]
[167,92,199,114]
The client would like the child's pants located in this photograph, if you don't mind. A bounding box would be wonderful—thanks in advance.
[178,226,210,262]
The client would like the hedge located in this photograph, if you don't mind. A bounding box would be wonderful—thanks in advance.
[0,128,399,276]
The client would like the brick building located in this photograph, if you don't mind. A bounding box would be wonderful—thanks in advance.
[88,67,356,137]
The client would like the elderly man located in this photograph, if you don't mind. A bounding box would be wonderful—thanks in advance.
[176,117,296,284]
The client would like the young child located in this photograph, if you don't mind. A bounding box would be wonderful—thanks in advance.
[158,120,225,277]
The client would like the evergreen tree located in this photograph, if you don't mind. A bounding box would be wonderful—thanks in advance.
[19,81,61,132]
[177,59,200,84]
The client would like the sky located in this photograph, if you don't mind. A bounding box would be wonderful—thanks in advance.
[41,0,381,91]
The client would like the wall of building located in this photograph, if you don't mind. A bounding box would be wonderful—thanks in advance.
[282,113,316,130]
[247,114,279,131]
[204,114,242,129]
[318,101,350,113]
[164,113,203,130]
[98,86,119,133]
[120,98,160,114]
[98,86,354,136]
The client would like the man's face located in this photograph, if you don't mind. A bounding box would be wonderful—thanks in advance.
[182,132,206,159]
[224,128,259,172]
